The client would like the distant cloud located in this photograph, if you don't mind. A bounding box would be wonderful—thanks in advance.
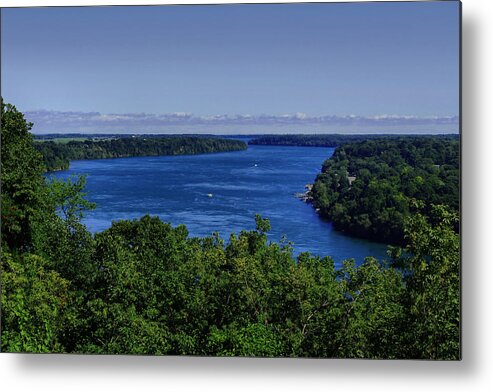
[24,109,459,134]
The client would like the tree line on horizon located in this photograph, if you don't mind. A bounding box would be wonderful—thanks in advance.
[249,133,459,148]
[1,100,460,359]
[34,136,247,172]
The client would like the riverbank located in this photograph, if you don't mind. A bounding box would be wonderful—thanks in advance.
[51,144,389,264]
[294,183,314,203]
[35,136,247,172]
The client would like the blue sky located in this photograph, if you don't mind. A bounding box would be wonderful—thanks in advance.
[1,2,460,134]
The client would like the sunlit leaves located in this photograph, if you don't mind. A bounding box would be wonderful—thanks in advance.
[1,251,71,353]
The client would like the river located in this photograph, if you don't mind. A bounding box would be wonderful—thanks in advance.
[50,143,388,267]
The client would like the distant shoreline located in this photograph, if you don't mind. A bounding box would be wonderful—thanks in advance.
[35,135,247,172]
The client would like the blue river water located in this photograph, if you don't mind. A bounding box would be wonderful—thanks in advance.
[50,144,389,266]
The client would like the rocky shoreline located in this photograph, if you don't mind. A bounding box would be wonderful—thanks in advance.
[294,183,313,203]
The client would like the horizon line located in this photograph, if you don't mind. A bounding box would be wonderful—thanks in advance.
[23,108,459,135]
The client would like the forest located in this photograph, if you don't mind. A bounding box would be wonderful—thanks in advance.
[1,101,460,359]
[249,133,459,147]
[34,136,247,171]
[311,138,460,245]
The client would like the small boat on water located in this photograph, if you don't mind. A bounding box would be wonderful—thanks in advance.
[207,193,213,197]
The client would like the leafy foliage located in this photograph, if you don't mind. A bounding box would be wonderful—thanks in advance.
[0,101,460,359]
[396,203,460,359]
[311,138,460,244]
[1,100,46,249]
[1,250,71,353]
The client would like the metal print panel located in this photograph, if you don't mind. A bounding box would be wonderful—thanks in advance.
[0,1,461,359]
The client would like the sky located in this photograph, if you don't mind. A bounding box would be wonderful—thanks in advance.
[1,1,460,134]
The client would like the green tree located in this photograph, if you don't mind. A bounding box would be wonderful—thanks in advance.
[0,101,460,358]
[1,100,46,249]
[335,258,405,359]
[28,176,96,303]
[206,321,285,357]
[397,204,460,360]
[1,249,71,353]
[311,137,459,245]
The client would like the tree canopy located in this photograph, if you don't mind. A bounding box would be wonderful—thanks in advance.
[311,137,460,245]
[1,101,460,359]
[249,133,458,148]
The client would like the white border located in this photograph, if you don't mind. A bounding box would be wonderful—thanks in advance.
[2,0,493,391]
